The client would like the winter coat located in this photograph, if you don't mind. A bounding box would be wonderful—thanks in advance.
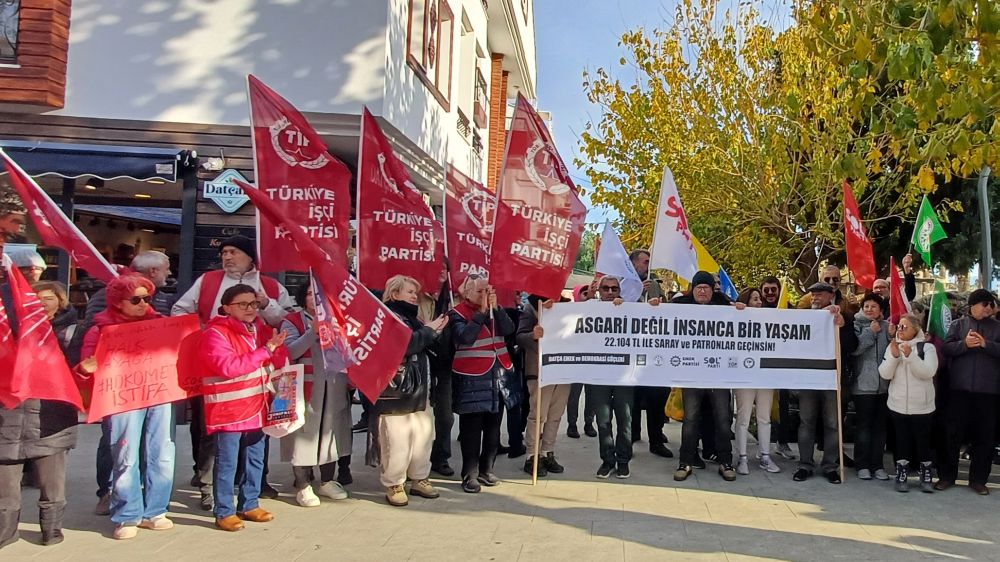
[449,303,517,415]
[51,307,81,365]
[172,268,293,327]
[851,312,890,394]
[377,300,439,416]
[942,315,1000,395]
[879,331,938,415]
[0,283,77,462]
[516,302,540,380]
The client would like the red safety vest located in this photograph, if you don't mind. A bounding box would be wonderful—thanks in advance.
[201,317,272,434]
[197,270,281,323]
[285,311,315,401]
[451,302,513,376]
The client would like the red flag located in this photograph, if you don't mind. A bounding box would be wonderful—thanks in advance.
[0,275,17,406]
[356,108,444,291]
[488,94,587,299]
[234,179,411,402]
[444,164,495,288]
[0,261,83,410]
[0,149,119,283]
[889,257,911,324]
[248,75,353,272]
[843,181,877,290]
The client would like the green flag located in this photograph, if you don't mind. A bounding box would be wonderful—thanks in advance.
[927,280,952,339]
[911,196,947,265]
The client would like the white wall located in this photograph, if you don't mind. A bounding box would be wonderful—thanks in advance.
[57,0,389,125]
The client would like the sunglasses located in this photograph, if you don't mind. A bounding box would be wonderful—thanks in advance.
[228,300,260,310]
[599,286,621,293]
[128,295,152,305]
[822,277,841,284]
[762,287,779,294]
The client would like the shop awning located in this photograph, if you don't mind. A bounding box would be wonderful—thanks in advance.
[75,205,182,226]
[0,140,185,182]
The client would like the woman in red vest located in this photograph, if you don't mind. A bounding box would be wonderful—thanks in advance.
[279,282,352,507]
[448,274,516,493]
[77,274,173,541]
[198,284,288,532]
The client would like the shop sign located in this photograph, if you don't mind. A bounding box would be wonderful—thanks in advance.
[204,169,251,213]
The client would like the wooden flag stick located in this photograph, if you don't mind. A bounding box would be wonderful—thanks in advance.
[835,326,846,483]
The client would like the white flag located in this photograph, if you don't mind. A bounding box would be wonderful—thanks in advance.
[649,166,699,280]
[595,222,644,302]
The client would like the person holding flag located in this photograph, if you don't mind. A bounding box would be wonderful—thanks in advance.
[278,281,352,508]
[0,187,78,549]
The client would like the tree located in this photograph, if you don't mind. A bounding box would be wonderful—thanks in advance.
[578,0,999,289]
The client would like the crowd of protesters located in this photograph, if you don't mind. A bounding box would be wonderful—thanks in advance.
[1,187,998,549]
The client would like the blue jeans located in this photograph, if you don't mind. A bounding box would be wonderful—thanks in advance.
[96,418,112,497]
[108,404,176,524]
[213,430,265,518]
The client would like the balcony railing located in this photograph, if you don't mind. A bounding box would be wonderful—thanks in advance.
[457,109,472,141]
[474,69,488,129]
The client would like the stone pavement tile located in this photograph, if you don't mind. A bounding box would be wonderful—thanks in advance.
[593,519,687,544]
[518,541,625,562]
[406,544,524,562]
[512,518,594,545]
[292,545,416,561]
[623,541,726,561]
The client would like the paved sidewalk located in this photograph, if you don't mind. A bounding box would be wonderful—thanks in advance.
[5,409,1000,561]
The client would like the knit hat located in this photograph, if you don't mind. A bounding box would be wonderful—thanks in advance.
[968,288,996,308]
[219,235,256,263]
[807,281,836,294]
[690,270,715,289]
[0,181,26,216]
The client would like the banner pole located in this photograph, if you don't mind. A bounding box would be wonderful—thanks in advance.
[835,325,845,483]
[531,305,543,486]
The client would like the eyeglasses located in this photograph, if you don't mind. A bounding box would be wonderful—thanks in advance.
[898,324,914,331]
[599,286,621,293]
[228,300,260,310]
[128,295,152,305]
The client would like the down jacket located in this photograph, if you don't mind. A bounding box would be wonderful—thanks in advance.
[878,331,938,415]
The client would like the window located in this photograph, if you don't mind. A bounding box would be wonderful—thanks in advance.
[407,0,454,109]
[0,0,19,64]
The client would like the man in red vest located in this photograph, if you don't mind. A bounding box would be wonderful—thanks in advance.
[173,235,294,510]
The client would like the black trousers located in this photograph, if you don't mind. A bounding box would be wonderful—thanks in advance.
[891,412,934,465]
[430,371,455,467]
[458,412,503,479]
[566,383,595,426]
[699,392,718,456]
[853,394,888,471]
[773,389,793,444]
[292,463,337,490]
[0,452,67,548]
[631,386,669,445]
[940,390,997,485]
[681,389,733,466]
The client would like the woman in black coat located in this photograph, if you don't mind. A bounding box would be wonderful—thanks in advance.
[448,275,516,493]
[378,275,448,507]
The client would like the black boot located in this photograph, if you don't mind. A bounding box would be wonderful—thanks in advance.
[39,504,65,546]
[895,461,909,493]
[523,457,547,477]
[337,455,353,486]
[919,462,934,493]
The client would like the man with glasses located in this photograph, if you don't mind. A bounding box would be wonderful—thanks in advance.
[798,265,857,316]
[937,289,1000,494]
[673,271,742,482]
[589,276,638,479]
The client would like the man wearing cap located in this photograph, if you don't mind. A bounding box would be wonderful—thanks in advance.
[673,270,743,482]
[937,289,1000,495]
[792,281,857,484]
[4,248,46,283]
[173,235,295,509]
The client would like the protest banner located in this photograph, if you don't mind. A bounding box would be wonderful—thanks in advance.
[247,74,353,272]
[488,94,586,299]
[538,301,837,389]
[357,108,444,291]
[86,314,202,422]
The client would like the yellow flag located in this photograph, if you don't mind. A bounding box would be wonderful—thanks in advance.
[680,235,720,281]
[776,278,791,309]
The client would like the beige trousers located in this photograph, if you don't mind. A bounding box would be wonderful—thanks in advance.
[526,381,572,457]
[378,405,435,487]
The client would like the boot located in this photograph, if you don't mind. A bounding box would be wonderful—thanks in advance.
[0,509,20,549]
[894,461,909,493]
[919,462,934,493]
[39,504,66,546]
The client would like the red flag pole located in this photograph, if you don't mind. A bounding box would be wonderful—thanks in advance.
[246,75,263,266]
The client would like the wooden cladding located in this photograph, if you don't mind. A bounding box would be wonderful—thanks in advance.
[0,0,71,109]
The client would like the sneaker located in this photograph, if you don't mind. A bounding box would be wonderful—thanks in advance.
[199,491,214,511]
[543,453,565,474]
[895,462,909,493]
[857,468,872,480]
[673,464,693,481]
[95,493,111,516]
[736,455,750,475]
[649,443,674,458]
[138,515,174,530]
[759,455,781,473]
[615,463,631,479]
[567,424,581,439]
[386,484,408,506]
[719,464,737,481]
[316,481,349,500]
[583,423,597,437]
[824,470,842,484]
[692,456,707,469]
[431,463,455,477]
[792,468,812,482]
[259,482,279,499]
[351,419,367,432]
[873,469,890,481]
[462,476,481,493]
[524,457,547,477]
[409,479,440,499]
[775,443,797,461]
[295,487,321,507]
[477,473,500,487]
[704,452,720,464]
[596,462,615,479]
[113,523,138,540]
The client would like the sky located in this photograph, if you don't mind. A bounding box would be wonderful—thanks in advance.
[534,0,792,224]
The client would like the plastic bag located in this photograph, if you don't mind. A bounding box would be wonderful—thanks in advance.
[263,363,305,438]
[664,387,684,422]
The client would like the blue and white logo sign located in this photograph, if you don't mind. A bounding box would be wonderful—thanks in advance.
[204,169,251,213]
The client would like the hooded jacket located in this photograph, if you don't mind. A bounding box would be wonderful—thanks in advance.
[852,311,890,394]
[879,330,938,415]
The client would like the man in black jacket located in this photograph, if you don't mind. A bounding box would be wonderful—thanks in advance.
[937,289,1000,494]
